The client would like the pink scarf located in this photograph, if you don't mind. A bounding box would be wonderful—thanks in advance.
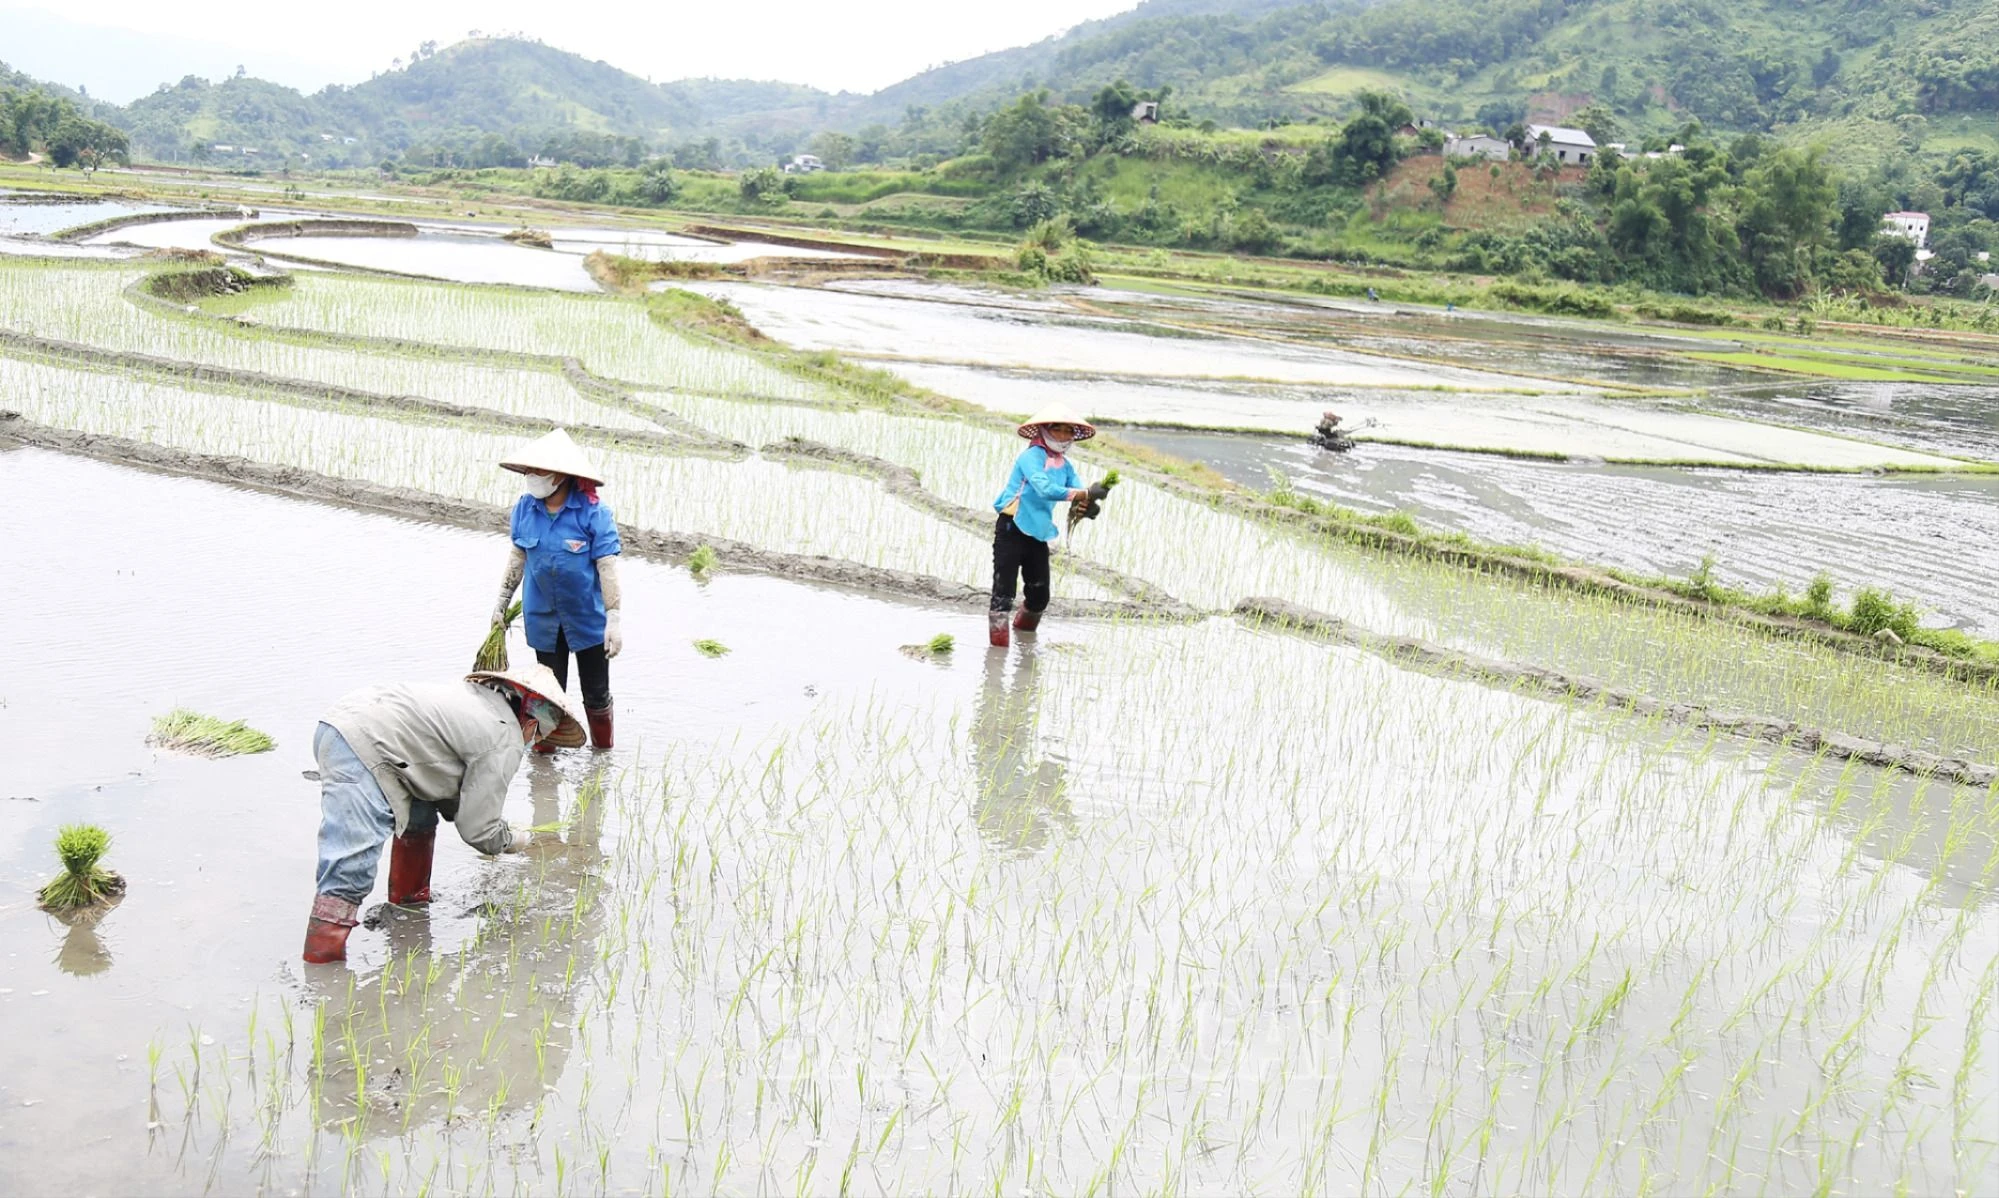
[1029,434,1067,470]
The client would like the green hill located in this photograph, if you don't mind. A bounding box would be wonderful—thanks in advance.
[6,0,1999,170]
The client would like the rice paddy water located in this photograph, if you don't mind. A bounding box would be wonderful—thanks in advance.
[0,238,1992,1196]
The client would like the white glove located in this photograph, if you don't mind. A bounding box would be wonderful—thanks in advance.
[604,610,623,659]
[502,824,529,854]
[491,601,509,628]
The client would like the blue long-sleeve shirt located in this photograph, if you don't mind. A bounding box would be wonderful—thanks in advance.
[992,446,1079,542]
[511,490,622,652]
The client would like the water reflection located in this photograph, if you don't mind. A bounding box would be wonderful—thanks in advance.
[971,647,1073,855]
[1768,756,1999,911]
[307,759,609,1128]
[52,908,117,977]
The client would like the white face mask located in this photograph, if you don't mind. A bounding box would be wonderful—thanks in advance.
[522,472,561,499]
[1044,436,1074,455]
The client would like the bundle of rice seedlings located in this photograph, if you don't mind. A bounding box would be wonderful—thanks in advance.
[38,824,126,912]
[688,544,718,579]
[693,638,730,658]
[149,710,277,758]
[475,601,524,672]
[899,632,956,662]
[1067,469,1121,535]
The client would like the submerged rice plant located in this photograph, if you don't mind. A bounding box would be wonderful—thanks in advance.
[37,823,125,911]
[692,639,730,658]
[148,709,275,757]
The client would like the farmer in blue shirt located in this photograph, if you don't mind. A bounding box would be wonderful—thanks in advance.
[988,404,1099,648]
[490,430,624,749]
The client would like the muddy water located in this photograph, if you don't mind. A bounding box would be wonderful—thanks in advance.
[0,192,174,236]
[1127,428,1999,635]
[2,448,1992,1196]
[694,282,1958,468]
[1710,380,1999,460]
[688,280,1589,392]
[257,232,606,292]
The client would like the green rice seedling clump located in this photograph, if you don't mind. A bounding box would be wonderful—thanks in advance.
[149,709,276,758]
[474,601,523,672]
[38,824,125,911]
[693,638,730,658]
[927,633,955,654]
[688,545,718,577]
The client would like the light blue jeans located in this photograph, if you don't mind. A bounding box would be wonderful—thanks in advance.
[314,722,437,903]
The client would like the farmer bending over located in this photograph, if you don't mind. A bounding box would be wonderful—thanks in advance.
[988,404,1103,648]
[302,663,585,963]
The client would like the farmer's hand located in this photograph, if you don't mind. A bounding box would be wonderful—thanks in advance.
[502,824,530,854]
[1070,488,1090,503]
[490,602,509,628]
[604,610,623,659]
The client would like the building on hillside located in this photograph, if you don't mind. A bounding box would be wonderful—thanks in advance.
[1524,124,1597,165]
[1444,134,1511,162]
[783,154,825,174]
[211,144,234,154]
[527,155,557,168]
[1131,101,1160,124]
[1881,211,1931,247]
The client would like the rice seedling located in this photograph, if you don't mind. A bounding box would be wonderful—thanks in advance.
[687,544,717,577]
[693,639,730,658]
[474,601,523,672]
[899,632,956,661]
[148,709,275,757]
[37,823,125,911]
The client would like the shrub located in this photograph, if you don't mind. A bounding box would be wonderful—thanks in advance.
[1848,587,1919,640]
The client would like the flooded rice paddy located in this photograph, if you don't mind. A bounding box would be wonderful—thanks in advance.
[1127,427,1999,635]
[3,448,1994,1196]
[1,235,1995,1195]
[691,282,1973,469]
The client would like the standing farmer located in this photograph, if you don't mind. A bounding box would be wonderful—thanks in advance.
[988,404,1098,648]
[490,429,624,749]
[302,663,585,963]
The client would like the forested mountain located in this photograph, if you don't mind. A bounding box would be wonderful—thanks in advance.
[3,0,1996,169]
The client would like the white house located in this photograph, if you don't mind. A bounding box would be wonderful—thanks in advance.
[1525,124,1597,165]
[783,154,825,174]
[527,155,557,168]
[1131,100,1160,124]
[1445,134,1511,162]
[1881,211,1931,248]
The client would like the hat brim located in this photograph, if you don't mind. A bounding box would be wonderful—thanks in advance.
[1016,419,1097,441]
[466,669,588,748]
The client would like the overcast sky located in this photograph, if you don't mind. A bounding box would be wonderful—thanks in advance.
[1,0,1146,103]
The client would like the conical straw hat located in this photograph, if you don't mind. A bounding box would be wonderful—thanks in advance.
[498,429,605,487]
[1016,403,1096,441]
[466,663,588,749]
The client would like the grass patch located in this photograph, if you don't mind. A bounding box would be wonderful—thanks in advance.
[149,709,276,757]
[1686,350,1978,383]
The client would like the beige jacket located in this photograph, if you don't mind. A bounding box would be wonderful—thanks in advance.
[323,682,524,855]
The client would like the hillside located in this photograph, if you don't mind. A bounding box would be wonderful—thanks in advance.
[6,0,1998,169]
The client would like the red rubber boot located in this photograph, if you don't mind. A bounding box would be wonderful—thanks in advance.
[1012,608,1043,633]
[988,609,1011,648]
[386,828,435,905]
[586,702,614,750]
[302,895,359,963]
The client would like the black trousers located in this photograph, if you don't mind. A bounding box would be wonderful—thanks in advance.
[990,515,1051,613]
[536,626,612,710]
